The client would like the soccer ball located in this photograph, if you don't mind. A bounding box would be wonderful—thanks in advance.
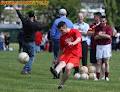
[81,73,89,80]
[88,66,96,73]
[74,73,80,80]
[89,73,96,80]
[80,66,88,74]
[18,52,29,64]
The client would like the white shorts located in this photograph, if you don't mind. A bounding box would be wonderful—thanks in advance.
[96,44,112,60]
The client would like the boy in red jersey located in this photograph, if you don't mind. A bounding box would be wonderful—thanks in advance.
[52,21,82,89]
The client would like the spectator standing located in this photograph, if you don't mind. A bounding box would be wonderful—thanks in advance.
[74,12,89,66]
[4,32,10,51]
[87,12,102,66]
[17,31,24,52]
[35,31,42,53]
[94,16,112,81]
[0,32,5,51]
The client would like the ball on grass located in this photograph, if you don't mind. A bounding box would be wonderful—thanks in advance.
[81,73,89,80]
[88,66,96,73]
[89,73,96,80]
[18,52,29,64]
[74,73,80,80]
[80,66,88,74]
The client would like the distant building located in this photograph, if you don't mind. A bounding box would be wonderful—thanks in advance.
[81,0,103,3]
[80,0,105,19]
[0,24,22,42]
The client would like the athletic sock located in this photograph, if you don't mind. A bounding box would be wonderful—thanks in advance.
[105,72,109,78]
[96,72,100,79]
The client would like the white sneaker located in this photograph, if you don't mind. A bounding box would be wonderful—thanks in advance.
[101,76,105,80]
[94,78,98,81]
[105,77,109,81]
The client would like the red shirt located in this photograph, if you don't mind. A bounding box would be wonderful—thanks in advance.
[95,24,112,45]
[60,29,82,58]
[89,23,99,49]
[35,31,42,45]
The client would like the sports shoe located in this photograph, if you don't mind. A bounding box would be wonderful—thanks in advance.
[58,85,64,89]
[101,76,105,80]
[50,67,59,79]
[21,69,31,75]
[94,78,98,81]
[50,67,54,74]
[53,69,59,78]
[21,70,29,75]
[105,77,109,81]
[73,67,80,75]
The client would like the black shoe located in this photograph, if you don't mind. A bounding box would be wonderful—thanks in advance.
[50,67,59,79]
[58,85,63,89]
[50,67,54,74]
[28,71,31,74]
[53,76,59,79]
[53,70,59,78]
[73,67,80,75]
[21,70,31,75]
[50,67,55,77]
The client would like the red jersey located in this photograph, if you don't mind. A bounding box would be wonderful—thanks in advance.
[35,31,42,45]
[89,23,100,49]
[95,24,112,45]
[60,29,82,58]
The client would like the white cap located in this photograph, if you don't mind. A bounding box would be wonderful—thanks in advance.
[59,8,67,15]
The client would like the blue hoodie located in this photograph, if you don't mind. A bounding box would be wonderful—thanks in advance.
[50,16,73,40]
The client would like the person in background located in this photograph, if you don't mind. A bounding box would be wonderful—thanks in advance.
[17,30,24,53]
[87,12,102,66]
[4,32,10,51]
[111,26,117,51]
[115,32,120,51]
[94,16,112,81]
[74,12,89,66]
[35,31,42,53]
[47,30,53,52]
[0,32,5,51]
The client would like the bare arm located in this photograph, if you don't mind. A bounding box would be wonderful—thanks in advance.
[99,33,111,39]
[87,31,94,36]
[94,35,102,40]
[95,32,111,40]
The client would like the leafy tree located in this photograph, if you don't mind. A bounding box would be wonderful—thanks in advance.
[104,0,118,26]
[32,0,81,31]
[0,4,5,23]
[48,0,81,22]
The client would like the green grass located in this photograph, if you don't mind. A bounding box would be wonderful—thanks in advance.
[0,44,120,92]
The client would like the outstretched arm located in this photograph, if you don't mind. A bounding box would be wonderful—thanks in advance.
[13,6,24,22]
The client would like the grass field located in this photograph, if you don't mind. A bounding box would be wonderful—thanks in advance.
[0,44,120,92]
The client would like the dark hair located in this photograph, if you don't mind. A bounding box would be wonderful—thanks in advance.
[27,10,35,17]
[101,15,106,19]
[57,21,66,29]
[94,12,102,17]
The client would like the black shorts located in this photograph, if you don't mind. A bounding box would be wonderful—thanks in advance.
[90,48,97,64]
